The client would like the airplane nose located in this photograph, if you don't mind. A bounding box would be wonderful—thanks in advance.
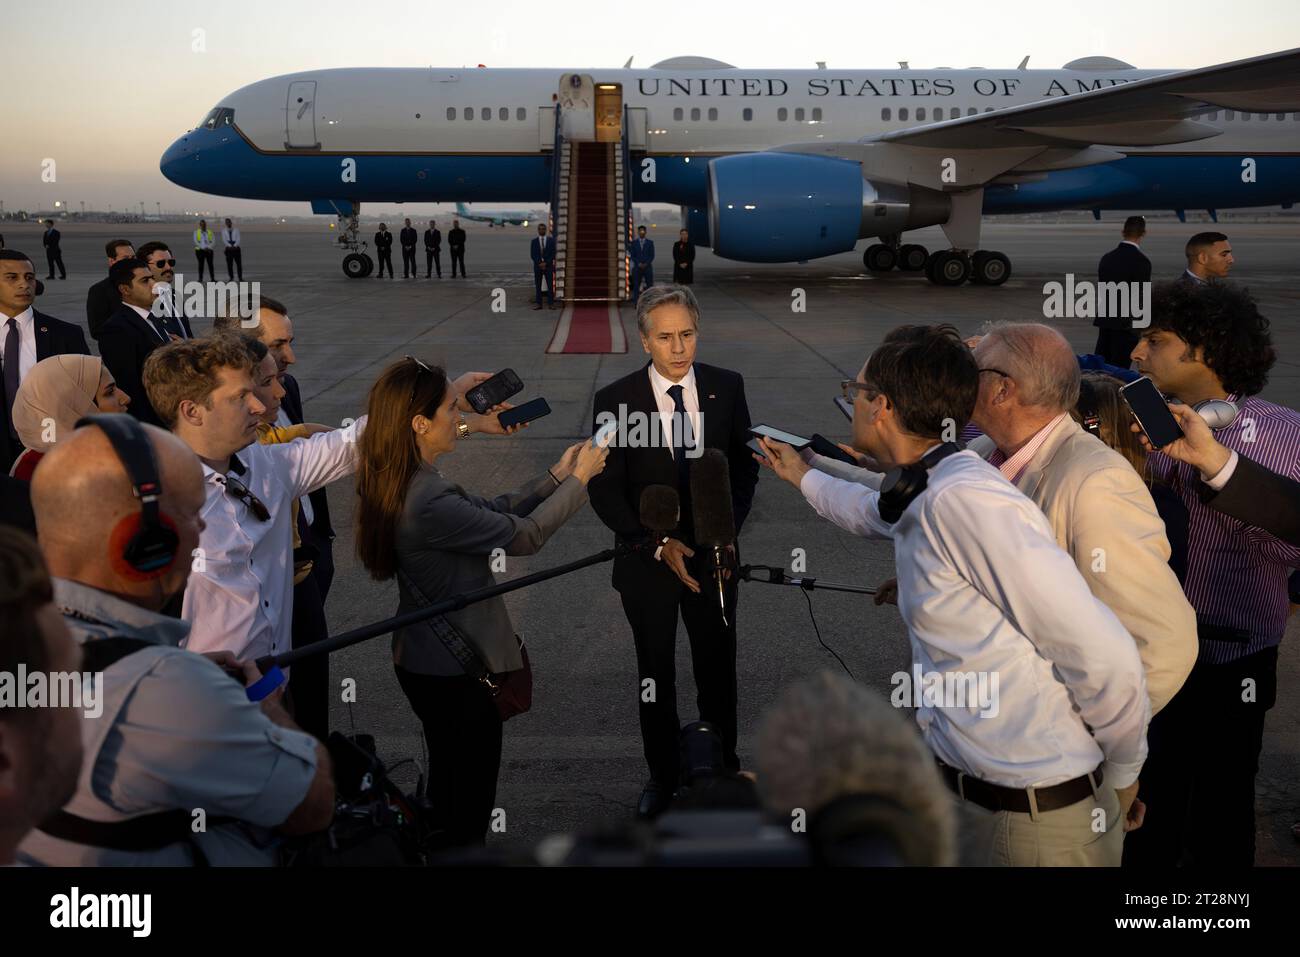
[159,134,194,185]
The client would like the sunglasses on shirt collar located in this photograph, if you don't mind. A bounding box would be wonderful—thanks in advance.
[220,473,271,522]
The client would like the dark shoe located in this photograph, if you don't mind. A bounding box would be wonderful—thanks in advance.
[533,304,543,310]
[636,780,674,820]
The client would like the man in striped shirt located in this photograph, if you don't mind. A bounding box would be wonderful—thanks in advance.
[1123,281,1300,867]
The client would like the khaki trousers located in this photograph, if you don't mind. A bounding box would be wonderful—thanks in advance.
[954,783,1123,866]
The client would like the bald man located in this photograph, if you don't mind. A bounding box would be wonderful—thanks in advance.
[17,418,334,865]
[969,322,1197,726]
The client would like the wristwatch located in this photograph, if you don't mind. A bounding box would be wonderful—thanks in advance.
[653,535,671,561]
[456,414,471,439]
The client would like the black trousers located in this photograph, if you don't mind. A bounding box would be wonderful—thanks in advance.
[195,248,215,281]
[426,248,441,277]
[288,571,330,742]
[46,248,65,279]
[450,247,466,277]
[377,248,394,277]
[533,266,553,304]
[395,666,503,847]
[401,246,417,277]
[224,246,243,280]
[1123,645,1278,867]
[619,567,739,787]
[1093,327,1139,368]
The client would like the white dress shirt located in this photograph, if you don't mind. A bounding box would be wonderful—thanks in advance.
[223,227,241,247]
[124,302,169,342]
[194,229,215,251]
[799,450,1149,789]
[0,307,37,381]
[181,416,366,660]
[647,363,700,454]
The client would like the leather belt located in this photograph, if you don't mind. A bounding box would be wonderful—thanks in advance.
[937,760,1104,814]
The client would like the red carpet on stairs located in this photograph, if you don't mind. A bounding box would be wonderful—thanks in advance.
[545,304,627,354]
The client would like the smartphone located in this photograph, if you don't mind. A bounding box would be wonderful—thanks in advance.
[466,368,524,414]
[498,397,551,429]
[749,423,812,449]
[746,437,770,462]
[833,396,854,422]
[592,418,619,449]
[1120,377,1183,449]
[810,433,858,466]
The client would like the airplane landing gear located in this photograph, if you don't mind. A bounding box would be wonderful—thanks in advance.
[898,243,929,271]
[863,236,930,274]
[970,250,1011,286]
[927,250,971,286]
[338,205,373,278]
[864,243,897,272]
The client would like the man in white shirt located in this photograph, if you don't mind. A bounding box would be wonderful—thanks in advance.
[140,333,365,662]
[757,323,1149,866]
[222,218,243,281]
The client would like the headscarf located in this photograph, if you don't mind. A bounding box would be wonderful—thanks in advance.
[12,355,104,453]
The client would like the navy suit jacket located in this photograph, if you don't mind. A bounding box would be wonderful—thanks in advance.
[1094,242,1152,329]
[281,373,336,598]
[631,238,655,267]
[587,361,758,599]
[97,304,185,428]
[1,309,90,470]
[530,236,555,266]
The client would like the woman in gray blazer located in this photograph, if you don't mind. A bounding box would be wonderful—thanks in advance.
[354,357,607,847]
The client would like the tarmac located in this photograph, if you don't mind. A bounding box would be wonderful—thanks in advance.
[10,218,1299,864]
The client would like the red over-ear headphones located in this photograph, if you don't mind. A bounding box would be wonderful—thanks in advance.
[76,413,179,578]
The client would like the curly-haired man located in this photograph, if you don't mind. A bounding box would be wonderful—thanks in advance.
[1125,280,1300,867]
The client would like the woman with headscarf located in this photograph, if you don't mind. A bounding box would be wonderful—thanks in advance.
[9,354,130,480]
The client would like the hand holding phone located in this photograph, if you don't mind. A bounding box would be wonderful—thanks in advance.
[498,397,551,429]
[1120,377,1183,449]
[467,369,524,414]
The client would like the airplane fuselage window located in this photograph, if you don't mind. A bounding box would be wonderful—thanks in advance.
[708,107,718,121]
[899,107,908,121]
[743,107,753,121]
[690,107,701,121]
[917,107,926,120]
[517,107,526,120]
[778,107,788,120]
[481,107,490,120]
[464,107,473,120]
[499,107,508,120]
[673,107,683,121]
[812,107,822,121]
[882,107,891,120]
[967,107,977,115]
[950,107,960,119]
[1227,111,1235,120]
[446,107,456,120]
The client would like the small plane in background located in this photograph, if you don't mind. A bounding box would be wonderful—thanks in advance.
[454,202,547,227]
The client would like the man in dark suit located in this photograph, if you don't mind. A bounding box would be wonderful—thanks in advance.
[134,242,195,340]
[42,221,66,280]
[399,218,418,279]
[672,229,695,285]
[530,224,556,310]
[630,226,655,301]
[97,258,186,428]
[374,224,394,278]
[424,220,442,278]
[588,283,759,818]
[1178,231,1233,286]
[0,250,90,471]
[1093,216,1151,366]
[85,239,135,342]
[448,219,467,277]
[214,296,334,740]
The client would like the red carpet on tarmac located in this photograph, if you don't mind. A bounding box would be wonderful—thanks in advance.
[545,303,628,354]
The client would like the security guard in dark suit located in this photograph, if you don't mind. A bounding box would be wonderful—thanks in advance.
[42,221,66,280]
[374,224,394,278]
[1093,216,1151,366]
[424,221,442,278]
[448,220,467,277]
[399,218,419,278]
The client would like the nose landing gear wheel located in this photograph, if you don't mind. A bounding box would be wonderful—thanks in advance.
[970,251,1011,286]
[927,251,971,286]
[864,243,898,272]
[359,253,374,277]
[898,244,929,271]
[343,254,369,279]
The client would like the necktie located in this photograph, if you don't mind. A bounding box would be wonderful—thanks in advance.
[3,319,20,440]
[667,384,694,495]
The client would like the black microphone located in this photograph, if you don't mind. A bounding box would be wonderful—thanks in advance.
[690,448,736,625]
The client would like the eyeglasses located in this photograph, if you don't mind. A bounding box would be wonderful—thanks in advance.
[840,379,878,400]
[151,259,177,268]
[406,355,433,373]
[220,474,271,521]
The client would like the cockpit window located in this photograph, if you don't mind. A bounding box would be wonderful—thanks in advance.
[199,107,236,130]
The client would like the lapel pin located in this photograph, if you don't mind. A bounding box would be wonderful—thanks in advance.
[708,393,716,400]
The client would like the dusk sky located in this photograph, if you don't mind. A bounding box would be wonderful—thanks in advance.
[6,0,1298,217]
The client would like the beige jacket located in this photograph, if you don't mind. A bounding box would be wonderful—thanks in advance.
[970,416,1197,715]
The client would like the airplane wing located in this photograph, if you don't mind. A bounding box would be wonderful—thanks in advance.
[870,46,1300,150]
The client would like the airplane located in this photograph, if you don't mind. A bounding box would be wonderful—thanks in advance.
[453,201,546,227]
[160,50,1300,283]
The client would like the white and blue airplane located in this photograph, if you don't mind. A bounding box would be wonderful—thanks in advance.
[161,50,1300,283]
[453,202,546,227]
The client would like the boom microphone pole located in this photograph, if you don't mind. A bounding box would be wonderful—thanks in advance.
[738,564,877,596]
[690,449,737,627]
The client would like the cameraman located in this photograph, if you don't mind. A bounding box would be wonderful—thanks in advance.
[17,420,334,865]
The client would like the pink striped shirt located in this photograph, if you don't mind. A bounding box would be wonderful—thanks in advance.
[986,413,1069,484]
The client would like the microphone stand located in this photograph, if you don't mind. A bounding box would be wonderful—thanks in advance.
[255,546,623,673]
[738,564,876,596]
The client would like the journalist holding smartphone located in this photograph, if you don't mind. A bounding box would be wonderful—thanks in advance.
[353,357,608,848]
